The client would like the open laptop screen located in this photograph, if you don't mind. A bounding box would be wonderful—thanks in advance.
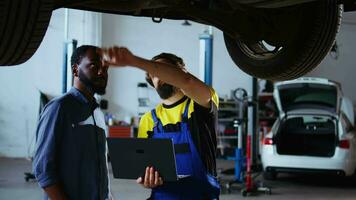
[107,138,178,182]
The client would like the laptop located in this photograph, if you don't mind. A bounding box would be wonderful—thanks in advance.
[107,138,180,182]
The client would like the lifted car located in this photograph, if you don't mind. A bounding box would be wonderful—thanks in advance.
[0,0,355,80]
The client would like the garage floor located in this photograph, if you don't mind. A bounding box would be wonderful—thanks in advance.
[1,157,356,200]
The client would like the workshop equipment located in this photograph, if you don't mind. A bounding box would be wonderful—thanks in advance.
[223,88,272,196]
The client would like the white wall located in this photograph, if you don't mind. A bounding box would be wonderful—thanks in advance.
[0,9,101,157]
[308,12,356,105]
[102,15,252,121]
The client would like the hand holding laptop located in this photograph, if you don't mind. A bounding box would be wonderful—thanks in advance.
[136,166,164,188]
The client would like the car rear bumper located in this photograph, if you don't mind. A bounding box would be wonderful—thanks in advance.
[261,146,356,176]
[265,166,346,176]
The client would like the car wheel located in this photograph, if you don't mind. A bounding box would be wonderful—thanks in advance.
[263,171,277,180]
[223,0,341,80]
[0,0,53,66]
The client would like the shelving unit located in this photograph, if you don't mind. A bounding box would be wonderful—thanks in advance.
[137,82,150,117]
[258,92,277,127]
[217,99,240,158]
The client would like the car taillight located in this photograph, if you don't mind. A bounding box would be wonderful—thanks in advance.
[264,138,273,145]
[339,140,350,149]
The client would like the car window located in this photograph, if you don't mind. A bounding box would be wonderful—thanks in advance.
[303,116,329,123]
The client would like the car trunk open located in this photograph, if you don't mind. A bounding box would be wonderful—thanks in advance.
[276,115,337,157]
[274,78,341,117]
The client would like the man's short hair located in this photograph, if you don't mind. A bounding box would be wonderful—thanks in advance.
[146,53,185,87]
[151,53,185,68]
[71,45,98,66]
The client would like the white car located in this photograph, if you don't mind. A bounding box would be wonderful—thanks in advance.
[261,77,356,180]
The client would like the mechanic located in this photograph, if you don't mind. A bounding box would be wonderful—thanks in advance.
[33,45,111,200]
[103,46,220,199]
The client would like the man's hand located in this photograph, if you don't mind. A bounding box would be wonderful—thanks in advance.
[100,46,136,67]
[43,184,68,200]
[136,166,163,188]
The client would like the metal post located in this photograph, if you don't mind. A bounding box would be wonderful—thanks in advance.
[252,77,258,164]
[199,26,213,86]
[62,9,69,94]
[70,39,78,87]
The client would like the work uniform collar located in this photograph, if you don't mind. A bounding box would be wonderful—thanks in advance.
[162,95,188,109]
[69,87,99,111]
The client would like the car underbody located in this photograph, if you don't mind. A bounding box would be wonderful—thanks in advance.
[1,0,355,80]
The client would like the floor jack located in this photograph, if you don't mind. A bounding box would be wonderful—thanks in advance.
[224,88,272,196]
[240,134,271,196]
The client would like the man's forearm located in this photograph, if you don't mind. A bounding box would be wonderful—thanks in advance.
[132,55,212,107]
[132,56,192,88]
[44,184,67,200]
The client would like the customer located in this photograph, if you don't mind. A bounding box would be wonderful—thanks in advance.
[33,45,111,200]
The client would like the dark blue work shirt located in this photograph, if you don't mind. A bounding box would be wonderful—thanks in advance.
[33,88,109,200]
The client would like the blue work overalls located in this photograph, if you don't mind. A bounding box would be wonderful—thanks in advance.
[150,99,220,200]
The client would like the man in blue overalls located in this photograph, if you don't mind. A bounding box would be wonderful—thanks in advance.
[103,47,220,199]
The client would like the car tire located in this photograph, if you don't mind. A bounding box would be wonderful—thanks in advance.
[0,0,53,66]
[223,0,341,80]
[263,171,277,180]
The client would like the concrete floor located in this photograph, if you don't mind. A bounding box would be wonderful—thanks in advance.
[1,157,356,200]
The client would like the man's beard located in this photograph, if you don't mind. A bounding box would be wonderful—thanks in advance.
[78,68,106,95]
[156,83,176,99]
